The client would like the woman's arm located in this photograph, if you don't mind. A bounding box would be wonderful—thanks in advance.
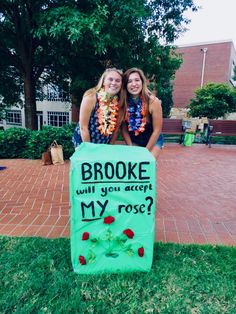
[110,127,120,144]
[110,110,123,144]
[146,96,163,151]
[121,122,133,145]
[79,94,96,142]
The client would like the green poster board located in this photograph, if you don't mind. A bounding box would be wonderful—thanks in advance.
[70,143,156,274]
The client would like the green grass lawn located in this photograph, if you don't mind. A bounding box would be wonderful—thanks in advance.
[0,236,235,314]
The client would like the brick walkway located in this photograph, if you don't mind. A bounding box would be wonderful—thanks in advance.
[0,143,236,246]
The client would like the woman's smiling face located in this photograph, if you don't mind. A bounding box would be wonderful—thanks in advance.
[103,71,122,96]
[127,72,143,97]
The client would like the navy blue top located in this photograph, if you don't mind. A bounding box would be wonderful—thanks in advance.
[129,120,153,147]
[128,116,164,147]
[72,96,113,147]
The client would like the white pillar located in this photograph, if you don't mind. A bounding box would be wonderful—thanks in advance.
[200,48,208,88]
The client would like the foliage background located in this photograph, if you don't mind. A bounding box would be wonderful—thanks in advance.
[0,0,198,127]
[0,125,75,159]
[188,83,236,119]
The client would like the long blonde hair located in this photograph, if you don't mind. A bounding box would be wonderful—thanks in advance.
[84,68,125,129]
[84,68,123,97]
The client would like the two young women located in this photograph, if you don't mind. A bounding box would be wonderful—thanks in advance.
[72,67,163,159]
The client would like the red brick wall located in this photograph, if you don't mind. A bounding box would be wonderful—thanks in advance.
[173,41,235,108]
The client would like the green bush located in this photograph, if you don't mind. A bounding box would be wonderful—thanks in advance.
[188,82,236,119]
[0,124,75,159]
[26,124,75,159]
[0,128,31,158]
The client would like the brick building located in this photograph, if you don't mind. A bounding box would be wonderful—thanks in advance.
[172,40,236,113]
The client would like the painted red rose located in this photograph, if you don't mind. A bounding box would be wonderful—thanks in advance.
[123,228,134,239]
[79,255,86,265]
[82,232,89,240]
[138,247,144,257]
[104,216,115,224]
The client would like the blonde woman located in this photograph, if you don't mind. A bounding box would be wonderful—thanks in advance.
[72,68,124,147]
[121,68,163,159]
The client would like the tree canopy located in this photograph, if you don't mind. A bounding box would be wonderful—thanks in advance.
[188,82,236,119]
[0,0,198,129]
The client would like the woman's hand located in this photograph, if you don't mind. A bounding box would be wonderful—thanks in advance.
[121,122,133,146]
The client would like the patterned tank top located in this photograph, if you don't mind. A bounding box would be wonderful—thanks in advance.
[72,95,113,147]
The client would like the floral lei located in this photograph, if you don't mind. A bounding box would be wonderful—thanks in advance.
[97,88,119,136]
[127,96,146,136]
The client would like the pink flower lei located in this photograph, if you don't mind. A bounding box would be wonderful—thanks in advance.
[97,89,119,136]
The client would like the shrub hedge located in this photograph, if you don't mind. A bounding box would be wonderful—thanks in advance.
[0,124,75,159]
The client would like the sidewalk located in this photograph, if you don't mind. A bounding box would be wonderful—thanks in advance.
[0,143,236,245]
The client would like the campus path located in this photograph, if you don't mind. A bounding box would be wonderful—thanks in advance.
[0,143,235,246]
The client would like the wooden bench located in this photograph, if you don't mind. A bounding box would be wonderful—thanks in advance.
[206,119,236,147]
[162,118,186,143]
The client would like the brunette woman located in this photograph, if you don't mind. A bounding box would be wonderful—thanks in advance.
[121,67,163,159]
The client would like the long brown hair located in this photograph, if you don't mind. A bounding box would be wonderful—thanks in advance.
[121,67,153,118]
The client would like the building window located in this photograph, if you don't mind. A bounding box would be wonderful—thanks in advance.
[36,84,70,102]
[230,62,236,87]
[47,111,69,127]
[46,85,69,101]
[6,110,22,125]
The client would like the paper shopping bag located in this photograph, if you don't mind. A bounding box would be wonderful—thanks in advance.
[50,140,64,165]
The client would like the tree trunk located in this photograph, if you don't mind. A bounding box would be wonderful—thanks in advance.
[71,93,80,123]
[23,75,37,130]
